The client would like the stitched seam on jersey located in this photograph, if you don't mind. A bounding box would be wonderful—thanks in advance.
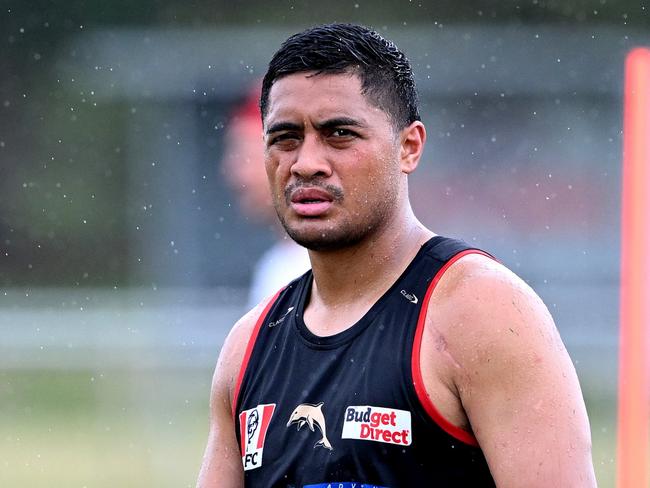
[411,249,494,447]
[231,288,284,419]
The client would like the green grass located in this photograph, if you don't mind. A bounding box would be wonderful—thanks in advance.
[0,369,617,487]
[0,369,212,488]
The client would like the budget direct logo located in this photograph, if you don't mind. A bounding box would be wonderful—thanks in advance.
[341,406,411,446]
[239,403,276,471]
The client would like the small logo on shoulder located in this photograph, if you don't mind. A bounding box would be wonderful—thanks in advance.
[400,289,418,304]
[268,306,294,327]
[239,403,276,471]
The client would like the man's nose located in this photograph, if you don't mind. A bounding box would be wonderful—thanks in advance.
[290,134,332,179]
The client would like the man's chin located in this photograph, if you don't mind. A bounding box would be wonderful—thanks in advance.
[284,227,362,252]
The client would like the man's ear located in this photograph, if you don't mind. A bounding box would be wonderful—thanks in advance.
[399,121,426,174]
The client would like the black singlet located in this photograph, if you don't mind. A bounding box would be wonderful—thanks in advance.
[233,236,496,487]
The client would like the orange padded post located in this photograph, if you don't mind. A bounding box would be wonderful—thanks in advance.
[617,47,650,488]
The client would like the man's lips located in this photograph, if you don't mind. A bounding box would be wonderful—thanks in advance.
[289,187,335,217]
[290,188,334,204]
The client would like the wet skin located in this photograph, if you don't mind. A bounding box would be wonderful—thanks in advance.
[263,72,404,251]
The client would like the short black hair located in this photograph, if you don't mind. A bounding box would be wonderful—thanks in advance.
[260,23,420,131]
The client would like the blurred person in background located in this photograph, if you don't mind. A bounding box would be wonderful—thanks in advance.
[221,84,310,307]
[199,23,596,487]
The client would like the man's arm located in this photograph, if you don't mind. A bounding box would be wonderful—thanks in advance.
[431,254,596,487]
[196,305,264,488]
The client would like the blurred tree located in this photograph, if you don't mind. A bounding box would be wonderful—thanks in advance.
[0,0,647,286]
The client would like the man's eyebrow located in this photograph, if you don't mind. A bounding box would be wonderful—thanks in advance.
[265,121,302,135]
[314,117,366,130]
[265,117,367,135]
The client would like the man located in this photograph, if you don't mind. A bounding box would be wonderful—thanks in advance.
[221,83,310,307]
[198,23,596,487]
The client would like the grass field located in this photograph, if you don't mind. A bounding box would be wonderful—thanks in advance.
[0,368,617,487]
[0,369,211,488]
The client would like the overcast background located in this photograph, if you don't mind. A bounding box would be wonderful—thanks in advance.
[2,1,649,486]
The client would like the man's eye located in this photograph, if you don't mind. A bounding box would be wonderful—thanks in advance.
[270,133,299,145]
[331,129,355,138]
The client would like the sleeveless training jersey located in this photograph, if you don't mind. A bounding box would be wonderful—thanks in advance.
[233,236,496,487]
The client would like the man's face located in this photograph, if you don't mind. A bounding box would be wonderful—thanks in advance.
[263,72,404,251]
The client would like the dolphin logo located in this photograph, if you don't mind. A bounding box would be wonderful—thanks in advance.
[287,402,333,450]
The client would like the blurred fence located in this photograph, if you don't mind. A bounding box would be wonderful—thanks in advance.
[0,280,618,385]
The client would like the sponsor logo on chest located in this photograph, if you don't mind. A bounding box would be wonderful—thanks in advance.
[341,405,412,446]
[239,403,276,471]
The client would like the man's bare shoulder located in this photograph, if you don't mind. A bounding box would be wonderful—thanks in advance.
[425,251,571,415]
[432,252,534,301]
[428,252,559,345]
[213,296,277,411]
[229,299,272,351]
[199,300,276,488]
[423,252,565,412]
[426,253,595,486]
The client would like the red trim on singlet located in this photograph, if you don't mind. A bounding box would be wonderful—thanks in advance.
[411,249,494,447]
[238,411,247,457]
[231,289,284,418]
[257,404,275,449]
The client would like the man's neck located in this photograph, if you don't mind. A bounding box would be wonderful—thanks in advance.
[306,209,433,309]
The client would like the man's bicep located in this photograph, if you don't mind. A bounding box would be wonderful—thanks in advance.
[197,397,244,487]
[197,312,261,488]
[454,268,596,487]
